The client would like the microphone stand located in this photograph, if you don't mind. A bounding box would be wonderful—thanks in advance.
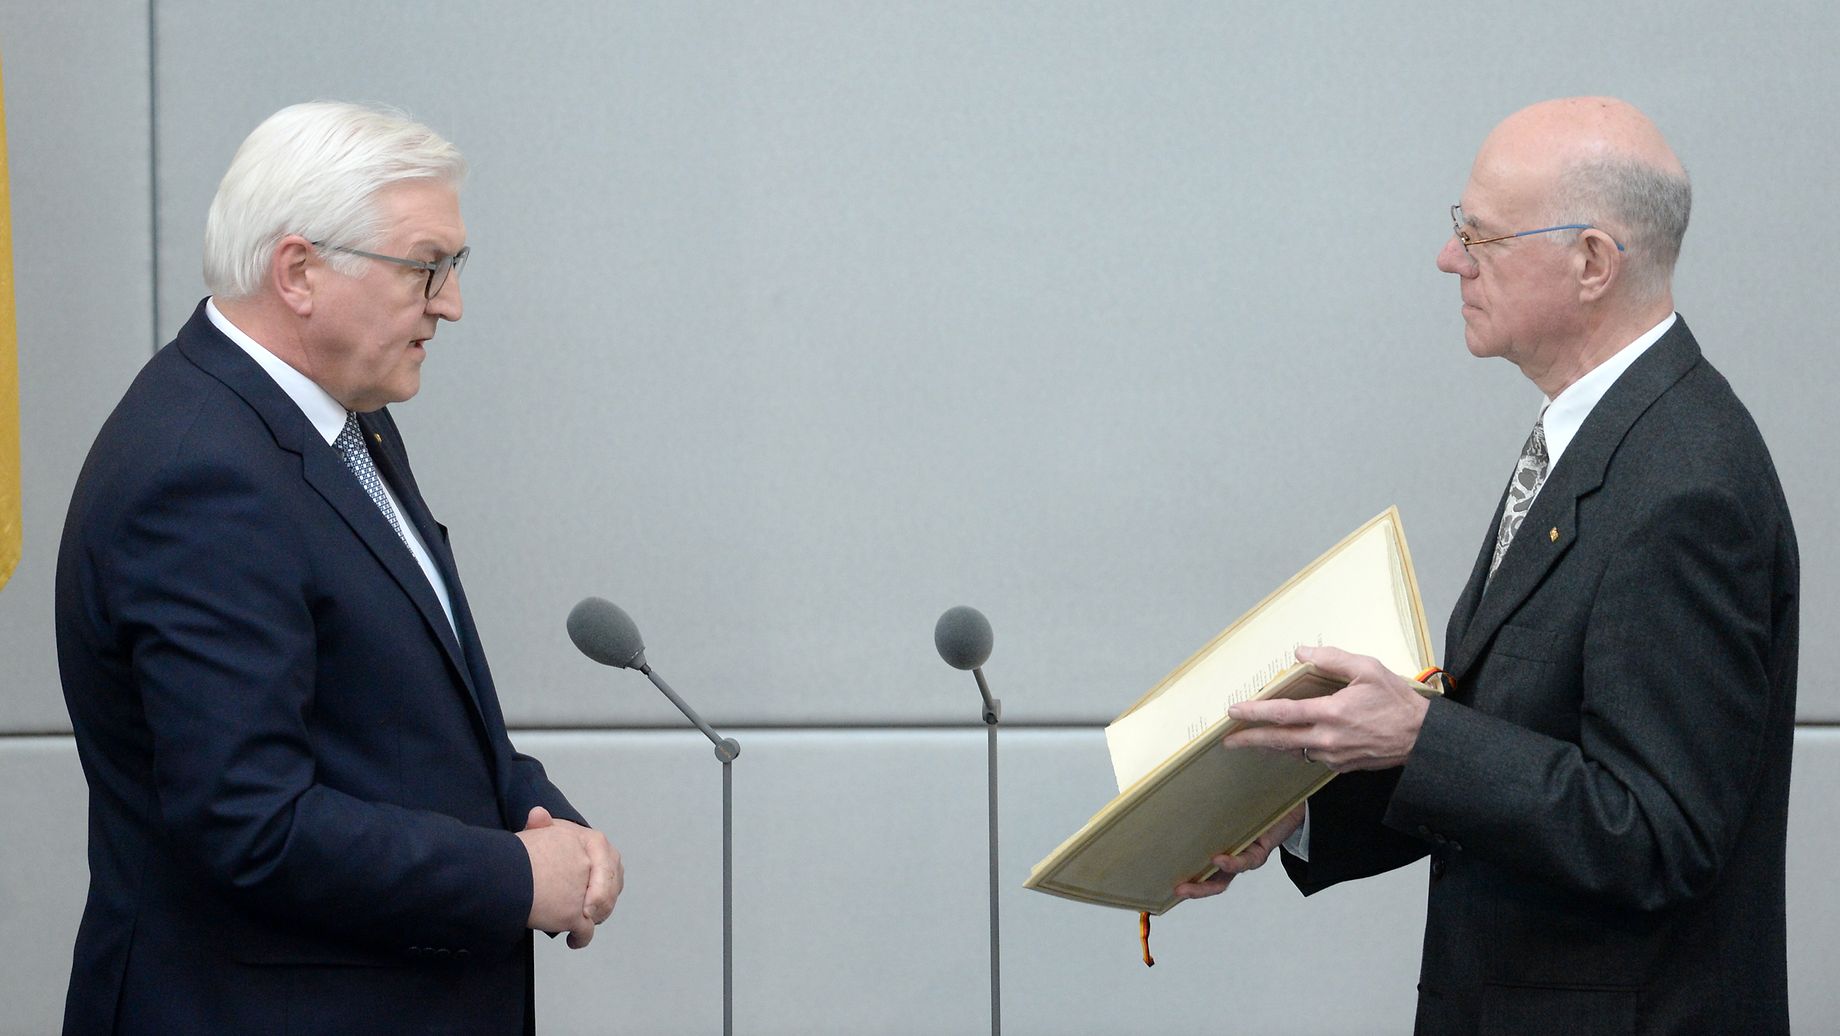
[638,662,739,1036]
[975,667,1001,1036]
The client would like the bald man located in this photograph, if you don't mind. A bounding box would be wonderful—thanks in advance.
[1181,99,1798,1034]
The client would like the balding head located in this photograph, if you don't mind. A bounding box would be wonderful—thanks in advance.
[1477,97,1691,303]
[1439,97,1692,393]
[1488,97,1682,173]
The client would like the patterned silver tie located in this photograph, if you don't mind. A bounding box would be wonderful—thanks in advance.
[1488,412,1550,577]
[334,412,411,550]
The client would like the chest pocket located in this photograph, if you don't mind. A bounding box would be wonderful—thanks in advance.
[1468,623,1571,731]
[1491,622,1560,662]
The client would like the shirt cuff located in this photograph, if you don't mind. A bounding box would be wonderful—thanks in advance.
[1281,805,1311,862]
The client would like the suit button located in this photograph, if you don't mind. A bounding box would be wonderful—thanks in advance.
[456,949,470,960]
[1430,857,1447,880]
[437,948,451,959]
[1417,825,1432,838]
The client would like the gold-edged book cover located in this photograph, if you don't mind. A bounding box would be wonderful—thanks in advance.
[1023,507,1440,915]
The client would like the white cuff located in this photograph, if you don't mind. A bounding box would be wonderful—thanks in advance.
[1280,805,1311,862]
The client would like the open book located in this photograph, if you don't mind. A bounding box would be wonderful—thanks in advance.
[1023,507,1440,915]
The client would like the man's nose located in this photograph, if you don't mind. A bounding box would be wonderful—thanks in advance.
[428,274,463,321]
[1436,236,1475,276]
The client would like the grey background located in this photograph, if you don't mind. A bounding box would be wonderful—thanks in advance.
[1,1,1835,1032]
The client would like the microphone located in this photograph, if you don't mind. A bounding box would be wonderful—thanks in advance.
[935,605,1002,1036]
[567,596,740,1036]
[934,604,993,670]
[935,605,998,724]
[568,596,735,761]
[566,596,648,671]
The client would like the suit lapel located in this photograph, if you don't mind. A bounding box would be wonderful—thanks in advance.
[173,301,486,720]
[360,409,521,823]
[1448,469,1586,676]
[354,411,488,709]
[1446,318,1705,678]
[358,410,454,582]
[303,440,483,702]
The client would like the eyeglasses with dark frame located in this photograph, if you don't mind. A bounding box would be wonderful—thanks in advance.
[311,241,471,299]
[1450,204,1624,256]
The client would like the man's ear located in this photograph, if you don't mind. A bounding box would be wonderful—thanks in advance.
[271,236,319,316]
[1576,229,1621,303]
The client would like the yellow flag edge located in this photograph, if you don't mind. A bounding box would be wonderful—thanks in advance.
[0,48,23,592]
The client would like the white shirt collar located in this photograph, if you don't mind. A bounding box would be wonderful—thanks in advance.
[1541,312,1678,468]
[205,297,349,445]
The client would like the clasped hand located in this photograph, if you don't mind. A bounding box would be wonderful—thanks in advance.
[517,806,624,949]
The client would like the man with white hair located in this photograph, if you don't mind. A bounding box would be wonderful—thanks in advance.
[57,102,621,1034]
[1180,98,1798,1034]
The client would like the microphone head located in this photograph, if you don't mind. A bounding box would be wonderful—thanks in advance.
[934,605,993,671]
[567,597,647,669]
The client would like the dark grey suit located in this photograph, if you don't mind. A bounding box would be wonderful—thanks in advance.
[1286,318,1799,1035]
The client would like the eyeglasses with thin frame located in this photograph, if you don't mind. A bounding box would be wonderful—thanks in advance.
[1450,204,1624,256]
[311,241,471,299]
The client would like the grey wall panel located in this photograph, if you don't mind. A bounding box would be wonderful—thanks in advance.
[529,726,1840,1032]
[522,726,1427,1035]
[0,737,91,1034]
[999,728,1428,1035]
[526,728,992,1034]
[147,2,1839,732]
[0,1,152,733]
[6,728,1838,1032]
[1787,728,1840,1033]
[518,731,727,1035]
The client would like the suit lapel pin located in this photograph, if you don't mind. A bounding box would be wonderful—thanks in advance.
[1549,527,1560,543]
[372,433,383,445]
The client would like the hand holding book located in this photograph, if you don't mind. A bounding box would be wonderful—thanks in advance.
[1172,802,1305,901]
[1222,644,1433,772]
[1023,508,1443,916]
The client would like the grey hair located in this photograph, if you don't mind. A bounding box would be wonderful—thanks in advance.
[1546,157,1692,302]
[203,101,466,299]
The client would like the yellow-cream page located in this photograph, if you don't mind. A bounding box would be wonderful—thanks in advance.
[1102,522,1417,791]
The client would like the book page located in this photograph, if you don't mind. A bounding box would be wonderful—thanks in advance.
[1102,518,1422,792]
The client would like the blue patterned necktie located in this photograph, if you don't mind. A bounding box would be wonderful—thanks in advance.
[334,412,411,550]
[1488,411,1550,580]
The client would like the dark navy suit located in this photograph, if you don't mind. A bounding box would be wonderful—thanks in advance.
[57,301,584,1034]
[1285,319,1799,1034]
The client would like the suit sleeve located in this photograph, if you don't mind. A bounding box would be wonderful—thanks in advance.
[1380,480,1784,912]
[1282,770,1431,894]
[506,753,588,828]
[110,438,533,953]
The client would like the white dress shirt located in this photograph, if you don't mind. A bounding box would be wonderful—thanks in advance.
[1538,312,1676,471]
